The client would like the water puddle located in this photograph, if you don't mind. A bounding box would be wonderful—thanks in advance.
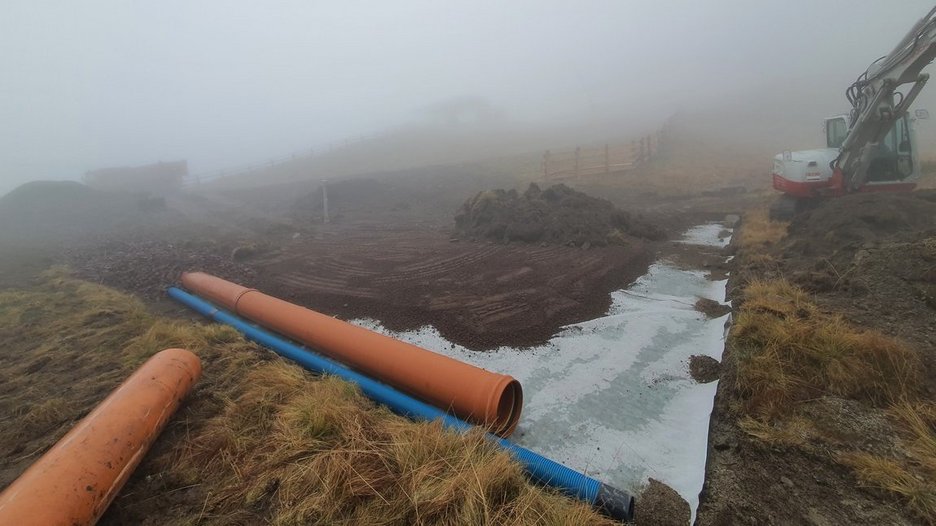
[353,223,731,515]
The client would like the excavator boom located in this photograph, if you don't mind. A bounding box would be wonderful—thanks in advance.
[838,6,936,190]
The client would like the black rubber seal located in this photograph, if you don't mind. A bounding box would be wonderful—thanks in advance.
[595,483,636,522]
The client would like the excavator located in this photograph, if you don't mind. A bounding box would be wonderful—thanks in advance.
[770,6,936,219]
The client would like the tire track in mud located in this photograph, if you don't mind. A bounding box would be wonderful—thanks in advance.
[251,225,655,349]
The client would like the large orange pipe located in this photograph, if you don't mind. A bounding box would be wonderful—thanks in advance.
[181,271,522,436]
[0,348,201,525]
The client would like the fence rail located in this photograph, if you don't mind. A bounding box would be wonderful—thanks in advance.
[542,128,665,181]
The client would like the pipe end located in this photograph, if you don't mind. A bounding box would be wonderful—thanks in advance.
[491,377,523,438]
[595,483,636,523]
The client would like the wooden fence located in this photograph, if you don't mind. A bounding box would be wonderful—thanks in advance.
[542,131,663,181]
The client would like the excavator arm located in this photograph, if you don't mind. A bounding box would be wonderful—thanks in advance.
[837,6,936,190]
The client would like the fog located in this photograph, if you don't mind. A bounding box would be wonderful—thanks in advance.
[2,0,935,196]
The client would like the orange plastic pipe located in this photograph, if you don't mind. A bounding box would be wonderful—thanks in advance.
[0,348,201,526]
[181,271,522,436]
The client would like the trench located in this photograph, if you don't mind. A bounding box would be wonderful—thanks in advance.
[353,222,732,516]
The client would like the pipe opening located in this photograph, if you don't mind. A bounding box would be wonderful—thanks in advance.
[495,379,523,437]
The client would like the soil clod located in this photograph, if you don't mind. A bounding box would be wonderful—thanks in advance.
[694,297,730,318]
[689,355,721,383]
[635,478,691,526]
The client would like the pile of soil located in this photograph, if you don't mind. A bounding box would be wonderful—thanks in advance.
[289,177,445,223]
[689,355,721,383]
[0,180,173,244]
[454,183,665,247]
[292,179,396,215]
[635,478,691,526]
[783,190,936,269]
[694,298,731,318]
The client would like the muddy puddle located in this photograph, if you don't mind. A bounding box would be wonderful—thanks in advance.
[354,222,732,516]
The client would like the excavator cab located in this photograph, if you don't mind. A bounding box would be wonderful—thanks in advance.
[771,6,935,220]
[824,114,914,183]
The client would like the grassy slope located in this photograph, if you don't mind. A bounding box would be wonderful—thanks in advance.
[725,211,936,522]
[0,270,615,525]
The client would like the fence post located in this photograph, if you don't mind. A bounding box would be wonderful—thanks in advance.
[604,144,610,174]
[574,147,581,178]
[543,150,551,180]
[322,179,329,224]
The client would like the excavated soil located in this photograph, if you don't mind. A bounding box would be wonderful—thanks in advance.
[635,479,691,526]
[698,190,936,526]
[694,297,731,318]
[455,183,664,247]
[688,355,721,383]
[780,190,936,391]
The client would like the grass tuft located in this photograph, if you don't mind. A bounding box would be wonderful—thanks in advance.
[731,277,934,522]
[732,279,921,418]
[737,208,787,252]
[838,451,936,521]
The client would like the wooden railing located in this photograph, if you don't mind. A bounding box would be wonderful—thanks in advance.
[542,130,663,181]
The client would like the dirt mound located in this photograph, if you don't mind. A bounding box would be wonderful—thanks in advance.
[689,355,721,383]
[455,183,664,247]
[290,178,429,222]
[694,297,731,318]
[635,478,690,526]
[784,190,936,266]
[0,180,171,243]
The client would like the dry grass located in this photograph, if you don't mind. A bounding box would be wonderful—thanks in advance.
[838,452,936,521]
[0,270,614,525]
[737,415,819,448]
[730,277,935,521]
[736,208,787,252]
[157,362,612,525]
[731,279,921,418]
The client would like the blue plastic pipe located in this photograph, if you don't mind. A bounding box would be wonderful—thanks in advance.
[168,287,634,522]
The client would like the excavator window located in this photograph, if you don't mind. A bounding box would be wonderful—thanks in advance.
[826,118,848,148]
[867,118,911,182]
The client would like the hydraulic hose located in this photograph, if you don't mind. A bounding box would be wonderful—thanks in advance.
[180,272,522,437]
[0,348,201,526]
[167,287,634,522]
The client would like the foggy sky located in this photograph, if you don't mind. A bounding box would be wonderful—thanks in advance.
[2,0,935,195]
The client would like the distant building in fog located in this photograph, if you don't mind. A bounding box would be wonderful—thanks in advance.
[83,160,187,194]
